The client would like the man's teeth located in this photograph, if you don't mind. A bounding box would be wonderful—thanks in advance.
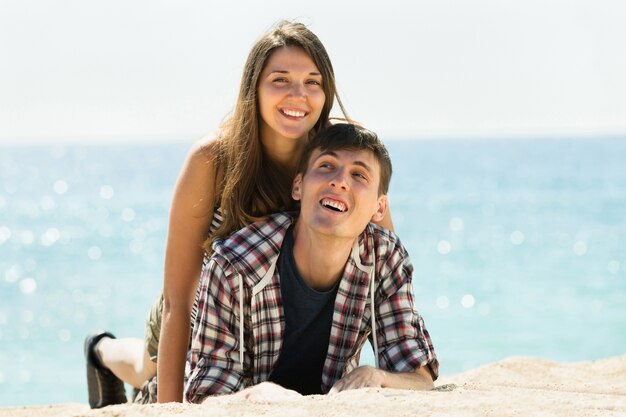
[282,109,306,117]
[321,198,347,212]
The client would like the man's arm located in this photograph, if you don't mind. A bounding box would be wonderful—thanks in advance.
[329,365,433,393]
[332,233,438,393]
[184,258,248,403]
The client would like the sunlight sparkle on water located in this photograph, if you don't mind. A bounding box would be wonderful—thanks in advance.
[50,146,66,159]
[5,265,21,283]
[449,217,464,232]
[58,329,72,342]
[21,310,34,324]
[461,294,476,308]
[607,260,620,274]
[573,241,588,256]
[87,246,102,260]
[133,228,146,240]
[40,195,56,210]
[19,278,37,295]
[121,207,136,222]
[437,240,452,255]
[436,296,450,309]
[73,310,87,325]
[129,240,143,253]
[0,226,11,244]
[482,202,495,217]
[510,230,525,245]
[100,185,114,199]
[40,228,61,246]
[19,370,32,383]
[53,180,68,195]
[478,303,491,316]
[19,231,35,245]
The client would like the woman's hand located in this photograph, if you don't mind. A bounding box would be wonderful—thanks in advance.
[231,382,303,403]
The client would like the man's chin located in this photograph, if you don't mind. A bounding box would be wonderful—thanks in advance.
[310,223,360,241]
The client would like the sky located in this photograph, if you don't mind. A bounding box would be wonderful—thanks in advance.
[1,0,625,143]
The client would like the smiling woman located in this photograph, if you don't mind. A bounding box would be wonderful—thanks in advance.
[82,20,396,408]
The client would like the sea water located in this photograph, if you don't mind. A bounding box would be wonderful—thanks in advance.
[0,137,625,406]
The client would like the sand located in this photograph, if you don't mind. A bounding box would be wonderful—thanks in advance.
[2,355,625,417]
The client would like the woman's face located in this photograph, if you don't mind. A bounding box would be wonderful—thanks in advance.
[257,46,326,144]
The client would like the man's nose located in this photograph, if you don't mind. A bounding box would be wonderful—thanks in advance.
[330,169,349,190]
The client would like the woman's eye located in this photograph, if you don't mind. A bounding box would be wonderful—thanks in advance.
[272,77,288,83]
[307,80,321,86]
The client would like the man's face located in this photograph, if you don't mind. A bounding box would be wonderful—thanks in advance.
[292,147,387,240]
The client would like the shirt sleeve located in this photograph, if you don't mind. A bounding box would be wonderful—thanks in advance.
[372,237,439,380]
[184,256,248,402]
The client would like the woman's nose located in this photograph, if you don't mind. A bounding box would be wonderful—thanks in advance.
[289,82,306,99]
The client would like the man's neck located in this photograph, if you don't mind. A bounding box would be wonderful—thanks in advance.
[291,220,356,291]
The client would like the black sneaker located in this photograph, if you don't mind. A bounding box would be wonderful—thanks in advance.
[84,331,127,408]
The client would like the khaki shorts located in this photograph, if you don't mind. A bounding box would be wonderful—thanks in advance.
[144,293,163,363]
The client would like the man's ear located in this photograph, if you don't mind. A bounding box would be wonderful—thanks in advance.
[292,173,303,201]
[370,195,388,222]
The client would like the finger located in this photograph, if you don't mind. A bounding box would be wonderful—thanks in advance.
[330,380,347,393]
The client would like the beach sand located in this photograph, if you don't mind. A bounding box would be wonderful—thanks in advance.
[2,355,625,417]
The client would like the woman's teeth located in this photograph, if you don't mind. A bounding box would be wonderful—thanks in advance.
[282,109,306,117]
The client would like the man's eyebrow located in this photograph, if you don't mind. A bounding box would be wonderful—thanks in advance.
[317,150,374,172]
[353,160,373,172]
[318,150,338,158]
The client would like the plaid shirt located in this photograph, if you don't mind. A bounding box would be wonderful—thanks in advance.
[184,213,438,403]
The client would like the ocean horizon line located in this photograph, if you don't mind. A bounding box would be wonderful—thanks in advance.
[1,130,625,147]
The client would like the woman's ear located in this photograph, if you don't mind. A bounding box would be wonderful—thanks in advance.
[292,174,303,201]
[370,195,388,222]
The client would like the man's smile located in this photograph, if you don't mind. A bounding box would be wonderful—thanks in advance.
[320,197,348,213]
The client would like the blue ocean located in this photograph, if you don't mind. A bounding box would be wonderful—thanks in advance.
[1,137,625,406]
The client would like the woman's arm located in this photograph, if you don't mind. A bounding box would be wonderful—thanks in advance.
[157,139,220,403]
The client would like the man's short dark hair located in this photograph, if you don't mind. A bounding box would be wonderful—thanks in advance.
[297,123,392,195]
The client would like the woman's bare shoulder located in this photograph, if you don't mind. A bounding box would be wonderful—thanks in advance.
[181,135,223,177]
[190,134,221,160]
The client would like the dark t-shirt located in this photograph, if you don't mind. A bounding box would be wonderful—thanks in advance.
[268,226,339,395]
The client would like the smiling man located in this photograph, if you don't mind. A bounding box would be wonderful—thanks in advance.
[184,123,438,403]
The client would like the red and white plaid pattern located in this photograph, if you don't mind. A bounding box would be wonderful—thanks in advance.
[185,213,438,403]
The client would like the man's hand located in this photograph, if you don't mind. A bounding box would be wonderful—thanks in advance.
[330,365,434,394]
[232,382,302,402]
[329,365,385,393]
